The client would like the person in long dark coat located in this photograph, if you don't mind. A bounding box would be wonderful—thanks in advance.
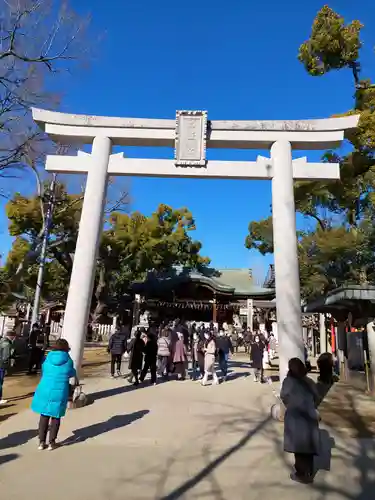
[140,331,158,385]
[128,331,145,386]
[280,357,320,484]
[28,323,45,375]
[250,333,265,382]
[216,330,233,380]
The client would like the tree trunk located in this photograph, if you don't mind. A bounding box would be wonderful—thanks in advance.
[91,300,106,325]
[91,266,107,325]
[359,267,368,286]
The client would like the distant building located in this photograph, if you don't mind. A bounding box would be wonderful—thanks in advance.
[131,266,275,324]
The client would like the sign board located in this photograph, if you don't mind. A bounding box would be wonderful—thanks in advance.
[175,110,207,166]
[239,308,248,316]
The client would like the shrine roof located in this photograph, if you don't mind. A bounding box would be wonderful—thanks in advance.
[132,267,275,298]
[303,285,375,315]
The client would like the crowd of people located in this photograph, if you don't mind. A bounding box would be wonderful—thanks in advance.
[106,320,278,386]
[0,319,279,404]
[0,316,337,488]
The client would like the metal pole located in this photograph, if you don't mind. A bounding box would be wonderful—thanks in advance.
[247,299,253,330]
[212,294,217,323]
[319,313,326,355]
[30,174,57,327]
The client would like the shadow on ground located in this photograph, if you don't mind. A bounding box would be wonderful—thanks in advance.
[0,453,19,466]
[90,379,170,401]
[62,410,150,445]
[8,392,35,402]
[157,415,272,500]
[320,383,375,438]
[0,429,38,450]
[225,371,251,381]
[314,429,335,473]
[113,401,274,500]
[81,361,109,370]
[0,413,16,424]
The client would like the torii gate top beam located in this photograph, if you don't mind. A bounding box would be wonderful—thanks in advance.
[32,108,360,151]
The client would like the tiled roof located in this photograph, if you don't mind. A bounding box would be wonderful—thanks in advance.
[263,264,275,288]
[214,269,258,295]
[133,266,275,298]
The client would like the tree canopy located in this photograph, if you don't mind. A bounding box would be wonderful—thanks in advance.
[246,5,375,301]
[298,5,363,84]
[2,183,210,320]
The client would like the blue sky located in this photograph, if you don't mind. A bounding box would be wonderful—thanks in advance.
[1,0,375,279]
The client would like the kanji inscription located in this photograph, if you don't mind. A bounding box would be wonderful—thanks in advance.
[175,110,207,166]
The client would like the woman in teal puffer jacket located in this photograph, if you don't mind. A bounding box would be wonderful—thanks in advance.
[31,339,76,450]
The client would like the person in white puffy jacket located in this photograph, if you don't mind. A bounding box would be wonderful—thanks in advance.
[201,331,219,386]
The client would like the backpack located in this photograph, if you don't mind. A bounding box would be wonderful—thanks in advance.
[36,332,46,347]
[0,338,12,369]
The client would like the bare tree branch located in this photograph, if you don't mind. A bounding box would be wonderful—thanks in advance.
[0,0,91,208]
[104,177,132,215]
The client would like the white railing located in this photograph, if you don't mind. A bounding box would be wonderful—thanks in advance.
[92,323,114,339]
[1,315,116,341]
[50,319,114,340]
[50,320,63,337]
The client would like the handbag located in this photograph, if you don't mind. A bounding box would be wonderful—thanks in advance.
[68,377,81,402]
[68,380,87,409]
[72,384,82,403]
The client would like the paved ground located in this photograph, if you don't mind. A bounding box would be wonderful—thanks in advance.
[0,358,374,499]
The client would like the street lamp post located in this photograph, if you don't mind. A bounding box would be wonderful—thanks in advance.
[30,174,57,327]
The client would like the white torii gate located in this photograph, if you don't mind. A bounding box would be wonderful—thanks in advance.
[32,108,359,380]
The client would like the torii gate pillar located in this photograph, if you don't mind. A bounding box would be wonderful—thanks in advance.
[271,140,303,379]
[62,136,111,377]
